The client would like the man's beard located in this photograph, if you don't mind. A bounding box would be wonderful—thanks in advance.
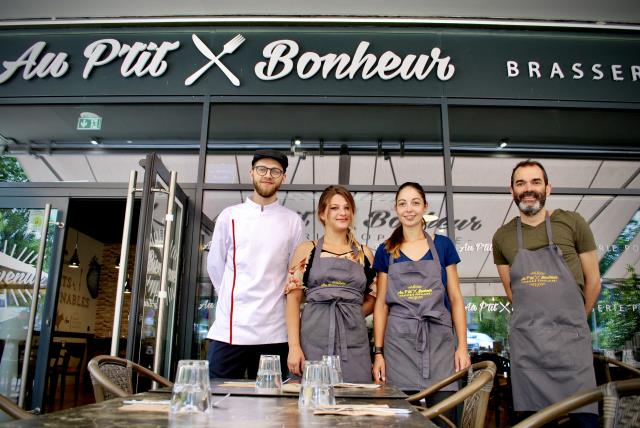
[253,177,279,198]
[515,190,546,216]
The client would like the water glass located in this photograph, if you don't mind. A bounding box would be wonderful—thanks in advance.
[322,355,343,385]
[170,360,211,414]
[255,354,282,392]
[298,360,335,409]
[622,349,636,365]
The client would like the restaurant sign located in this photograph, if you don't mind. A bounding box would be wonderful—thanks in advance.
[0,27,638,101]
[0,36,456,86]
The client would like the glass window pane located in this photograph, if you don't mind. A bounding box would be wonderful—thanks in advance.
[451,193,640,280]
[452,194,511,279]
[0,207,58,401]
[354,192,446,249]
[350,155,444,186]
[453,156,640,188]
[465,296,511,354]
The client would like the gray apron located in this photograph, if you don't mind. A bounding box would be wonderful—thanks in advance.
[509,213,597,413]
[384,233,456,391]
[300,237,372,383]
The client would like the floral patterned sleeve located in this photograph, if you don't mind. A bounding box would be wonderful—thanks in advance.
[367,275,378,298]
[284,251,312,294]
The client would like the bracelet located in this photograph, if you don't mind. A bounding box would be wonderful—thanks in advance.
[373,346,384,355]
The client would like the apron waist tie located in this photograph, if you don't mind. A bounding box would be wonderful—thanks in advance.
[391,310,448,379]
[308,299,361,362]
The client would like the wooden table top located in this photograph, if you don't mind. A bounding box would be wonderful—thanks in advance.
[2,391,436,428]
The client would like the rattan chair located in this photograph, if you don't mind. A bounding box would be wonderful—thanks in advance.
[0,393,35,420]
[406,360,497,428]
[87,355,173,402]
[512,378,640,428]
[593,353,640,383]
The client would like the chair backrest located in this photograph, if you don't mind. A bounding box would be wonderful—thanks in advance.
[512,378,640,428]
[460,361,497,428]
[593,353,640,384]
[87,355,173,402]
[0,393,35,420]
[407,360,497,428]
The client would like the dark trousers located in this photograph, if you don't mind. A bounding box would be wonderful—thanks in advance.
[207,339,288,379]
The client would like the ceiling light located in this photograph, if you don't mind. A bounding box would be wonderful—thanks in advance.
[90,138,99,145]
[68,230,80,268]
[497,138,508,149]
[294,138,302,146]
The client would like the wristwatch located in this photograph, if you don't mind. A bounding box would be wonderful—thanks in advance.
[372,346,384,355]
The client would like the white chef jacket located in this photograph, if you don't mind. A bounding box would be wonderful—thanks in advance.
[207,197,304,345]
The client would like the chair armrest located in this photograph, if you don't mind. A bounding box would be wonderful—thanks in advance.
[406,370,469,403]
[437,414,456,428]
[406,360,496,403]
[512,379,640,428]
[417,371,495,418]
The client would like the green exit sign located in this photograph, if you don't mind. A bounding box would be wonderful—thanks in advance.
[77,117,102,130]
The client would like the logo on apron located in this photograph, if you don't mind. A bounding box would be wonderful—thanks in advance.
[397,284,433,300]
[319,280,347,287]
[520,270,559,288]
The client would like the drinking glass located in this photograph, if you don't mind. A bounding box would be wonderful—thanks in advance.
[255,354,282,392]
[298,360,335,409]
[622,349,636,366]
[170,360,211,414]
[322,355,343,385]
[604,349,617,360]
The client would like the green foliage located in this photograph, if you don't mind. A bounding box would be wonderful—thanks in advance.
[477,317,509,342]
[596,265,640,349]
[0,209,38,254]
[0,156,28,182]
[0,208,57,274]
[465,296,511,342]
[599,210,640,274]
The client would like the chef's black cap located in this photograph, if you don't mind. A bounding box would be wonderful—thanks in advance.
[252,149,288,171]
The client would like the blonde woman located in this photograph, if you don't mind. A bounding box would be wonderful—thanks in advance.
[285,185,375,382]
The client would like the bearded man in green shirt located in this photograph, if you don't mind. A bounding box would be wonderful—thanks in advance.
[492,160,600,427]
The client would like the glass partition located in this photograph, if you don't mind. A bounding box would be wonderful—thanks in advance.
[0,207,58,405]
[452,156,640,189]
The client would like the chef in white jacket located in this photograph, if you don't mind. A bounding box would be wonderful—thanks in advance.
[207,149,304,379]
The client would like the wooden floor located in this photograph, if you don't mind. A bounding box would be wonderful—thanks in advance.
[43,374,95,413]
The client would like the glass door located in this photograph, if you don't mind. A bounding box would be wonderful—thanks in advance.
[0,197,67,415]
[125,154,187,379]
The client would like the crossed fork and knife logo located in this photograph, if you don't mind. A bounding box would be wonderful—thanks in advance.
[185,34,245,87]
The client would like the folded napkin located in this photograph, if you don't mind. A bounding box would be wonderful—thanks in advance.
[220,381,256,388]
[281,383,301,394]
[118,403,170,413]
[334,383,382,389]
[313,404,411,417]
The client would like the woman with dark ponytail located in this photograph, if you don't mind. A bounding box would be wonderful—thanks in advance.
[372,182,469,404]
[285,185,376,382]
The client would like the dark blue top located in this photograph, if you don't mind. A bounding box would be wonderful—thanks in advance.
[373,234,461,311]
